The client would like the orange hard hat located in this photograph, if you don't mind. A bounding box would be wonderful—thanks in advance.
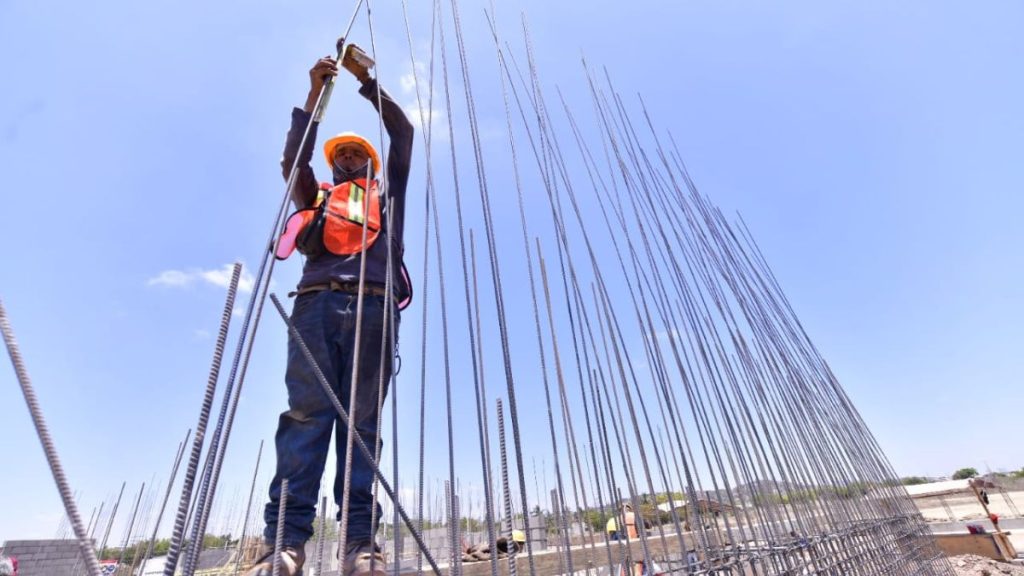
[323,132,381,174]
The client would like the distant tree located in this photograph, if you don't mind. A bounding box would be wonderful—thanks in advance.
[204,534,234,549]
[653,492,686,505]
[1013,468,1024,479]
[582,510,605,532]
[152,538,171,556]
[952,468,979,480]
[901,477,930,486]
[460,517,484,532]
[312,517,338,540]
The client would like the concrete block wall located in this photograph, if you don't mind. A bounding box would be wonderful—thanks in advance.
[2,539,93,576]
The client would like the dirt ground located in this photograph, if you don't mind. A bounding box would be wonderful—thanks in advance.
[949,554,1024,576]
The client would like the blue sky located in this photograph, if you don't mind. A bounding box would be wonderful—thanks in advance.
[2,0,1023,544]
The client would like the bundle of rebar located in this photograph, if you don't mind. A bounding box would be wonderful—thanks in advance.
[2,1,956,575]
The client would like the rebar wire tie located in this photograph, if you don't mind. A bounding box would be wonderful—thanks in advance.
[268,292,443,576]
[0,299,104,576]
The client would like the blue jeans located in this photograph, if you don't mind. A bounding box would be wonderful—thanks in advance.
[263,290,397,547]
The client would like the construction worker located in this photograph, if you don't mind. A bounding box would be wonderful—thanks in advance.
[246,44,414,576]
[622,503,640,539]
[606,514,619,541]
[685,549,699,573]
[619,503,644,576]
[461,530,527,562]
[608,502,639,542]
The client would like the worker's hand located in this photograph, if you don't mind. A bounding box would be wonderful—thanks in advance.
[341,43,372,83]
[302,56,339,113]
[308,56,339,95]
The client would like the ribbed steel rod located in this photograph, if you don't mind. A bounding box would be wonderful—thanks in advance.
[97,481,126,560]
[0,299,103,576]
[314,494,328,576]
[441,1,538,573]
[141,430,190,572]
[232,439,264,576]
[494,400,518,576]
[116,482,145,567]
[273,478,289,576]
[164,263,242,576]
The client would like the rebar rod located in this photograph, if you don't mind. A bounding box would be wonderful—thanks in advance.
[232,440,264,576]
[273,478,289,576]
[141,429,190,572]
[314,495,328,576]
[1,299,103,576]
[164,262,242,576]
[98,481,126,560]
[116,482,145,567]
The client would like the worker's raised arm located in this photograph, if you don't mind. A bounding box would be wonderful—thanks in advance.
[358,78,414,245]
[281,57,337,208]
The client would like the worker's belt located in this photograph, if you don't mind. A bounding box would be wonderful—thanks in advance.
[289,280,395,300]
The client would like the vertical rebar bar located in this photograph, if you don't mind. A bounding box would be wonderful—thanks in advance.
[273,478,289,576]
[232,439,264,576]
[0,299,103,576]
[164,262,242,576]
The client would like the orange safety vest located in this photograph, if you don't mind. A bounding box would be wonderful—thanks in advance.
[276,178,382,260]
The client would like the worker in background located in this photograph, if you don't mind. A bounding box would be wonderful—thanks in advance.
[462,530,527,562]
[606,514,619,541]
[246,41,414,576]
[622,503,640,539]
[620,503,644,576]
[685,549,699,573]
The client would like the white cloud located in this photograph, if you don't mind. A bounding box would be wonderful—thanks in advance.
[200,264,256,293]
[147,263,256,294]
[405,104,447,140]
[400,72,418,95]
[194,329,211,340]
[399,62,448,141]
[147,269,191,288]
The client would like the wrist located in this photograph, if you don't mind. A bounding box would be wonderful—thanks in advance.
[303,87,321,113]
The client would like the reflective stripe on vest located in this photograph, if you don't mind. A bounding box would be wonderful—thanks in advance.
[347,183,366,224]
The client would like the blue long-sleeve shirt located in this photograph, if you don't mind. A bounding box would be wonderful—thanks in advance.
[281,78,414,300]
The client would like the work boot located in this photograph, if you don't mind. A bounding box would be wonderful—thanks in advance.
[244,544,305,576]
[342,540,387,576]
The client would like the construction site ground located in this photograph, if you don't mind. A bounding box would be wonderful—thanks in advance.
[917,490,1024,554]
[948,554,1024,576]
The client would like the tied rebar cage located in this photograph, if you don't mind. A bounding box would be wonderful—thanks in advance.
[2,3,966,576]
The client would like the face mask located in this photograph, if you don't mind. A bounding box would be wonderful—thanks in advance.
[332,159,373,184]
